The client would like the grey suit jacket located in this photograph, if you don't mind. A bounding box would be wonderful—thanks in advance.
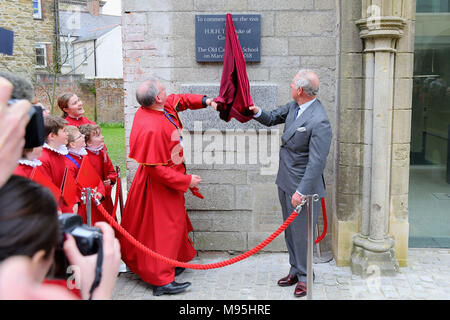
[255,99,332,198]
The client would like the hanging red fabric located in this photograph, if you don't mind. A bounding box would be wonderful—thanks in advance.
[214,13,254,123]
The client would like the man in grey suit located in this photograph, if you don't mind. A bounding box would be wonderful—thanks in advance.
[249,69,332,297]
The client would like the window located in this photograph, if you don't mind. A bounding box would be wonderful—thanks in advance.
[417,0,450,13]
[83,47,88,64]
[35,44,47,67]
[32,0,42,19]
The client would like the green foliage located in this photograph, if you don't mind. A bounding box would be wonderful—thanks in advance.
[101,124,126,174]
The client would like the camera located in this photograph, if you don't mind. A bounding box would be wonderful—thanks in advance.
[50,214,103,279]
[8,99,46,149]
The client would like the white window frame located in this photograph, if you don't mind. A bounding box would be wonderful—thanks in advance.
[35,43,47,68]
[32,0,42,19]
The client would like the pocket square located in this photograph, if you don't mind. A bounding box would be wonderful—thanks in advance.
[296,127,306,132]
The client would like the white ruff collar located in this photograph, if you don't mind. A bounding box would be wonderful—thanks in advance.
[43,143,69,155]
[18,159,42,167]
[69,147,88,157]
[86,145,104,155]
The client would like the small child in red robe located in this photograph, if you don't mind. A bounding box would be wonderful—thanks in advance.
[38,115,75,214]
[64,125,105,224]
[13,146,43,178]
[79,124,117,223]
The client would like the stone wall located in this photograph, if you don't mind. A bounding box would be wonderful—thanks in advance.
[0,0,37,79]
[123,0,340,253]
[34,74,124,123]
[0,0,56,83]
[334,0,416,268]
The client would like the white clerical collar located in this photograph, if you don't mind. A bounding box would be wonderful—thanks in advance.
[18,159,42,167]
[86,145,104,155]
[69,147,88,157]
[67,115,83,120]
[43,143,69,155]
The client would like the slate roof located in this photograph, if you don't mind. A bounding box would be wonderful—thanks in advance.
[59,10,121,42]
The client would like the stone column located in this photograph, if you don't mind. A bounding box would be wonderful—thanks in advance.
[350,12,406,277]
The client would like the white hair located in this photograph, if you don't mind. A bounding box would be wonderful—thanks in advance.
[294,69,319,96]
[136,77,159,107]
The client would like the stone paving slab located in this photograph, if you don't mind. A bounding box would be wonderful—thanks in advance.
[112,248,450,300]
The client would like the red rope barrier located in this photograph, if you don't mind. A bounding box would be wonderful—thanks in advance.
[96,202,299,270]
[92,185,328,270]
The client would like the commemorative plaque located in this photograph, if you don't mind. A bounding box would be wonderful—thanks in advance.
[195,14,261,62]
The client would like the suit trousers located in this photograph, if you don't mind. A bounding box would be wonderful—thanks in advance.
[278,187,319,282]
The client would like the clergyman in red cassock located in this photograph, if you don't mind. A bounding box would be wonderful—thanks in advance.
[119,78,217,296]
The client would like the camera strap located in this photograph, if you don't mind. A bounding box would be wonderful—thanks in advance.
[88,236,103,300]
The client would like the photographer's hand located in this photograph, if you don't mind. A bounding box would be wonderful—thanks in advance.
[63,222,121,300]
[0,77,31,188]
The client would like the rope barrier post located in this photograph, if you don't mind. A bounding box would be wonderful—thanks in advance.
[307,194,320,300]
[115,165,124,222]
[86,187,92,227]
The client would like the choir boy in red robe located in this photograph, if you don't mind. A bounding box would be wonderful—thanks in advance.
[13,146,43,178]
[38,115,75,214]
[120,77,217,296]
[78,124,116,222]
[57,93,96,127]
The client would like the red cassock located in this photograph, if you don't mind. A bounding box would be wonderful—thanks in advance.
[13,163,35,178]
[85,147,118,220]
[214,13,254,123]
[119,93,205,286]
[39,147,72,213]
[64,116,96,127]
[64,153,106,225]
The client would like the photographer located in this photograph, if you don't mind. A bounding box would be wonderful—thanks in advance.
[0,175,121,300]
[0,76,31,188]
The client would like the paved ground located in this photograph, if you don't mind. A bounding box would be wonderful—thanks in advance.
[111,248,450,300]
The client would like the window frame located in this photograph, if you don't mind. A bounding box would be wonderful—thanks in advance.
[32,0,43,20]
[35,43,47,68]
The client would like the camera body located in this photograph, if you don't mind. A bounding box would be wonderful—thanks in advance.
[50,214,103,279]
[8,99,45,149]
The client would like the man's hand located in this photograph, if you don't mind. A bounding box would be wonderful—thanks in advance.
[206,98,218,111]
[189,175,202,188]
[249,105,260,115]
[291,192,306,209]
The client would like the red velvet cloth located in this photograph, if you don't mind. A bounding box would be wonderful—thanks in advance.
[214,13,254,123]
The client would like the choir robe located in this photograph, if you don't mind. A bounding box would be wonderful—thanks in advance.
[39,146,72,213]
[119,93,206,286]
[64,152,106,225]
[85,147,118,220]
[13,161,40,178]
[64,115,96,127]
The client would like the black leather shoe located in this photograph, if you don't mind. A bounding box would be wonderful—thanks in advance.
[175,267,185,276]
[153,281,191,296]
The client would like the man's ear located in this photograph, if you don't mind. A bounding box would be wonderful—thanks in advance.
[154,95,163,105]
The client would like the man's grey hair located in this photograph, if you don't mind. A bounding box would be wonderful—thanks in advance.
[136,78,159,107]
[294,69,319,96]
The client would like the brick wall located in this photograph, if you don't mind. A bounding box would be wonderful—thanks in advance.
[34,74,124,124]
